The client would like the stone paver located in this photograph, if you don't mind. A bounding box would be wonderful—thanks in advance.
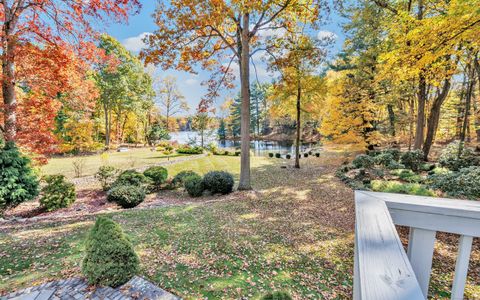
[1,277,179,300]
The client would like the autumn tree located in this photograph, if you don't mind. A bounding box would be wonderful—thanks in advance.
[0,0,140,145]
[156,76,189,131]
[142,0,325,189]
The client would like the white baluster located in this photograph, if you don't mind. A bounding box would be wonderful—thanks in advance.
[407,227,437,299]
[451,235,473,300]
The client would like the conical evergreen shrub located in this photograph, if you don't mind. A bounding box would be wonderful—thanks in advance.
[82,217,139,287]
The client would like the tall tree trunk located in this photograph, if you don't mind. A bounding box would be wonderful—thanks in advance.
[474,55,480,142]
[414,75,427,149]
[422,79,451,159]
[238,13,251,190]
[1,8,18,142]
[295,83,301,169]
[387,104,396,136]
[460,71,475,144]
[408,97,414,150]
[103,102,110,148]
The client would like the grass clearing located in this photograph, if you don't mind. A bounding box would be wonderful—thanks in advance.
[41,148,194,178]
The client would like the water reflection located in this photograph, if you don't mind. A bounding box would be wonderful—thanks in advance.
[170,131,318,156]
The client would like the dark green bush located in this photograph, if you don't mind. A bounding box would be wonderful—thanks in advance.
[113,170,152,190]
[176,145,203,154]
[40,175,76,211]
[235,151,241,156]
[203,171,234,194]
[275,153,281,158]
[107,184,145,208]
[286,154,291,159]
[95,166,119,191]
[391,169,423,183]
[315,153,320,157]
[268,153,274,158]
[184,174,204,197]
[439,141,479,171]
[172,170,199,187]
[82,217,139,287]
[428,166,480,199]
[303,153,309,158]
[382,148,401,161]
[400,150,424,171]
[352,154,375,169]
[0,141,39,211]
[143,166,168,186]
[261,291,292,300]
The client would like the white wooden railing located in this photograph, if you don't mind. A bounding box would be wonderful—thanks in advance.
[354,191,480,300]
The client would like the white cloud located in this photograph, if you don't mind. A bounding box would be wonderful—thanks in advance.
[186,78,199,85]
[317,30,338,41]
[122,32,151,52]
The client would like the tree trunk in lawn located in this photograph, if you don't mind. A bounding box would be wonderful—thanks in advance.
[422,79,451,160]
[238,12,251,191]
[1,10,19,142]
[104,102,110,148]
[414,75,427,150]
[295,83,301,169]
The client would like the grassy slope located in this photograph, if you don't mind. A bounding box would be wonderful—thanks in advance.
[2,154,479,299]
[41,148,193,178]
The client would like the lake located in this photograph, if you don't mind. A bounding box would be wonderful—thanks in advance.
[169,131,319,156]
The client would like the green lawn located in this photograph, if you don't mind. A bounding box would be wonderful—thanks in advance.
[40,148,195,178]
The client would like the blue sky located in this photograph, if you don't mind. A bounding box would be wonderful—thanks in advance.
[106,1,346,115]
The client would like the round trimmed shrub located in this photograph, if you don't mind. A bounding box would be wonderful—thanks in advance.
[82,217,139,287]
[286,154,291,159]
[143,166,168,186]
[400,150,424,171]
[107,184,145,208]
[114,170,151,189]
[235,151,241,156]
[352,154,375,169]
[203,171,234,195]
[315,153,320,157]
[0,141,39,211]
[261,291,292,300]
[95,166,119,191]
[275,153,281,158]
[40,175,76,211]
[172,170,199,187]
[383,148,401,161]
[303,153,309,158]
[184,174,204,197]
[375,152,395,168]
[268,153,274,158]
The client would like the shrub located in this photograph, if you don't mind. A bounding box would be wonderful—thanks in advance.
[391,169,423,183]
[113,170,151,190]
[235,151,241,156]
[315,153,320,157]
[286,154,291,159]
[400,150,424,171]
[172,170,199,187]
[0,141,39,211]
[382,148,401,161]
[224,150,230,155]
[352,154,375,169]
[439,141,479,171]
[275,153,281,158]
[82,217,139,287]
[143,166,168,186]
[303,153,309,158]
[375,152,394,166]
[107,184,145,208]
[184,174,205,197]
[72,158,86,178]
[203,171,234,194]
[370,180,435,197]
[428,166,480,199]
[261,291,292,300]
[176,145,203,154]
[40,175,76,211]
[268,153,274,158]
[95,166,119,191]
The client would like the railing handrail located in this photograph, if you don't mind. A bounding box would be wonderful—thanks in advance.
[354,191,480,300]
